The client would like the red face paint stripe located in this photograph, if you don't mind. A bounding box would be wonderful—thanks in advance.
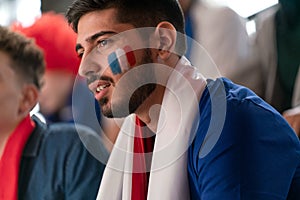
[124,45,136,66]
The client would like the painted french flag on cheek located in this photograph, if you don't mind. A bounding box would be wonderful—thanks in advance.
[108,45,136,75]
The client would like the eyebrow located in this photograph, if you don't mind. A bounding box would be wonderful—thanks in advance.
[75,31,117,52]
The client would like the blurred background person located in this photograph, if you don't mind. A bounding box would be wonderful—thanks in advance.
[0,25,104,200]
[12,12,82,123]
[233,0,300,136]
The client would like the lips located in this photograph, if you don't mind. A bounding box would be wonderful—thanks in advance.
[96,83,111,93]
[89,81,111,101]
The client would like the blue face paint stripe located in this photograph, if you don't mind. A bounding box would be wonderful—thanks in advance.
[108,52,122,75]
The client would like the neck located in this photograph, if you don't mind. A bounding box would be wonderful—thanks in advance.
[135,84,166,133]
[135,55,180,132]
[101,117,121,152]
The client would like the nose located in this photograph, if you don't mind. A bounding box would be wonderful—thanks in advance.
[78,47,103,78]
[78,56,89,77]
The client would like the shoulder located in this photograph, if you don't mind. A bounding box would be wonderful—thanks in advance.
[191,77,300,165]
[197,77,264,115]
[20,117,105,199]
[39,121,87,153]
[200,77,299,141]
[188,78,300,199]
[30,116,109,162]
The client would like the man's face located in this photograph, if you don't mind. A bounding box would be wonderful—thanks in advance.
[0,51,25,134]
[76,8,156,118]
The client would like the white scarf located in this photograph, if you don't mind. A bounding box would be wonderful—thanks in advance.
[97,57,206,200]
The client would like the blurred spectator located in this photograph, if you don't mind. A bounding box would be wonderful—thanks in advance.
[0,25,104,200]
[179,0,253,77]
[234,0,300,136]
[12,12,81,123]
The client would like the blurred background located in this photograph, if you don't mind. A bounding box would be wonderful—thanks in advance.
[0,0,278,35]
[1,0,299,137]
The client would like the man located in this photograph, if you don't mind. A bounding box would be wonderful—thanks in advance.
[66,0,300,199]
[12,12,89,124]
[0,26,104,199]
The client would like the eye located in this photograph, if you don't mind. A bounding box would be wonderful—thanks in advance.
[99,39,108,47]
[97,39,111,48]
[77,49,84,59]
[96,38,116,55]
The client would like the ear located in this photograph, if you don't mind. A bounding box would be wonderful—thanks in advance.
[153,21,177,61]
[18,84,39,118]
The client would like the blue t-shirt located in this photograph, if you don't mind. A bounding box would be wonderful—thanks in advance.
[188,78,300,200]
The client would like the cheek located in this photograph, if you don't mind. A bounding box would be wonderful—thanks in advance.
[108,46,137,75]
[0,88,22,130]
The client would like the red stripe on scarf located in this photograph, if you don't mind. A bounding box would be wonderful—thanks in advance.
[0,115,35,200]
[131,117,155,200]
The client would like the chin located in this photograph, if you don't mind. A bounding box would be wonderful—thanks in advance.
[100,102,128,118]
[103,107,131,119]
[102,111,114,118]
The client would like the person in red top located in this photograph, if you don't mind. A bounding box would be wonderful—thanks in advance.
[0,25,104,200]
[12,12,81,123]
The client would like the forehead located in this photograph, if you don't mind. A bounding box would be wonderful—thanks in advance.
[77,8,135,45]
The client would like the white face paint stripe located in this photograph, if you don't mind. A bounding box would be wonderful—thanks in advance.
[116,48,129,72]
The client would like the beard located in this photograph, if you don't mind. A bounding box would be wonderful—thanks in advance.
[101,49,156,118]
